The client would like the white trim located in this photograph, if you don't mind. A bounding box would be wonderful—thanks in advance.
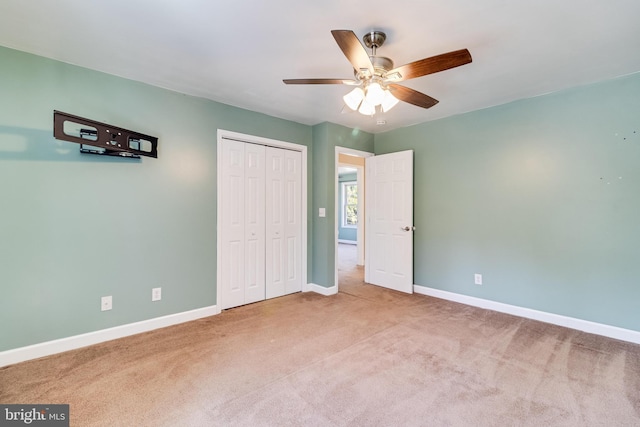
[355,167,365,266]
[0,305,220,368]
[414,285,640,345]
[217,129,308,310]
[308,283,338,296]
[218,129,308,153]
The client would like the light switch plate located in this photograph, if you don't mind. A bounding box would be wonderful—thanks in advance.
[319,208,326,217]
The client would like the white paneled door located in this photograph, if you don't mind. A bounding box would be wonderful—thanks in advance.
[244,143,267,304]
[220,139,302,310]
[266,147,302,299]
[365,150,414,293]
[220,140,266,309]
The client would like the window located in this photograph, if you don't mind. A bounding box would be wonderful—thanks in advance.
[342,181,358,227]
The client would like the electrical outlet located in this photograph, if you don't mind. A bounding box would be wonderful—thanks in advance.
[152,287,162,302]
[474,274,483,285]
[101,296,112,311]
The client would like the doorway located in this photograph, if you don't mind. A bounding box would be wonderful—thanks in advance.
[334,147,415,295]
[334,147,373,292]
[337,166,362,293]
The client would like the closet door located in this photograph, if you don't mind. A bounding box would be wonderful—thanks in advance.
[220,140,265,309]
[265,147,302,298]
[244,143,266,304]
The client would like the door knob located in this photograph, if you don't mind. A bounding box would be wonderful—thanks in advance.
[402,226,415,231]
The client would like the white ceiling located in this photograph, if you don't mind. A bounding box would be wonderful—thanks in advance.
[1,0,639,133]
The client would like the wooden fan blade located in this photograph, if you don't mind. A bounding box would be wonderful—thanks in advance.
[331,30,374,75]
[387,84,439,109]
[283,78,351,85]
[386,49,472,82]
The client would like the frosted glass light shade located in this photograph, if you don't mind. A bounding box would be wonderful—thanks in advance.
[358,99,376,115]
[365,82,385,105]
[343,87,365,110]
[381,90,400,112]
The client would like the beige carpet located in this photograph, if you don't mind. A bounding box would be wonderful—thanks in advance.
[1,244,639,426]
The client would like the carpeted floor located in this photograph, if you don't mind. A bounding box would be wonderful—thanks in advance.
[1,244,639,426]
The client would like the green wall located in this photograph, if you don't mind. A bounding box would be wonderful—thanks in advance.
[312,123,373,287]
[3,42,638,353]
[375,72,640,331]
[0,46,312,351]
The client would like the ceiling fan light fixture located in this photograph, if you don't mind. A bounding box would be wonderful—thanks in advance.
[343,87,365,110]
[358,98,376,116]
[364,82,385,106]
[381,89,400,113]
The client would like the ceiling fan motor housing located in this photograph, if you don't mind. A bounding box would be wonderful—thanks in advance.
[371,56,394,74]
[354,56,394,80]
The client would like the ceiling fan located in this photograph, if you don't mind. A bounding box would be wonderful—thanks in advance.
[283,30,472,115]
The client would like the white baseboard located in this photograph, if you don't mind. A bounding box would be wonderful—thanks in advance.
[414,285,640,345]
[308,283,338,296]
[11,285,635,368]
[0,305,220,368]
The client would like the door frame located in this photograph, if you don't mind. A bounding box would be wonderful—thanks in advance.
[334,146,374,291]
[217,129,308,310]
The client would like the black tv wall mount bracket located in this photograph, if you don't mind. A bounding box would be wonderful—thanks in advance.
[53,110,158,158]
